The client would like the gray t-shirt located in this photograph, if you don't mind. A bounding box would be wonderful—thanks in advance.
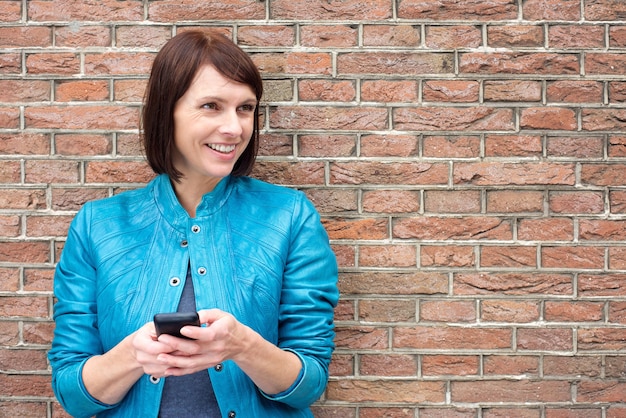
[159,268,221,417]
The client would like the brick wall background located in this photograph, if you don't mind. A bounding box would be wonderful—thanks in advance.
[1,0,626,417]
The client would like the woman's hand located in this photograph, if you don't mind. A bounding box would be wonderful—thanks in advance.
[131,322,181,378]
[153,309,303,395]
[152,309,248,376]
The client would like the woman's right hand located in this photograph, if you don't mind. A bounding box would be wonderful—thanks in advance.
[130,322,179,378]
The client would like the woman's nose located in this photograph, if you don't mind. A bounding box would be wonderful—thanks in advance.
[218,110,243,137]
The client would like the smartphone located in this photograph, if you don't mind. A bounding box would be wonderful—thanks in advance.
[153,312,200,340]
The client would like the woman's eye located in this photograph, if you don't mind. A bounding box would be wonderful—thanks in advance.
[201,103,217,110]
[239,104,256,112]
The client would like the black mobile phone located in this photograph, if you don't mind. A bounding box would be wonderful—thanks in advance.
[153,312,200,340]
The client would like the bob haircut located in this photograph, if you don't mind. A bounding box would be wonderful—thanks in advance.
[142,30,263,180]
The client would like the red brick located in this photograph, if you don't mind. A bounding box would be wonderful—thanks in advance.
[84,52,154,75]
[0,401,48,417]
[55,25,111,47]
[338,52,454,76]
[359,245,417,268]
[55,134,112,156]
[0,53,21,74]
[0,242,50,264]
[323,217,388,240]
[327,379,445,403]
[272,0,391,20]
[26,215,73,237]
[452,380,571,403]
[486,190,543,213]
[484,130,526,156]
[0,107,20,129]
[488,25,544,48]
[360,354,417,376]
[362,190,420,213]
[544,355,602,378]
[360,134,418,157]
[547,135,604,158]
[541,246,604,269]
[420,300,476,322]
[481,246,537,268]
[549,25,605,48]
[23,268,54,292]
[521,107,577,130]
[579,328,626,351]
[363,25,420,47]
[579,219,626,241]
[0,267,19,291]
[425,25,482,49]
[29,0,142,21]
[517,218,574,241]
[421,245,475,268]
[422,135,480,158]
[394,326,512,350]
[523,0,581,20]
[114,79,147,102]
[55,80,110,102]
[481,300,540,323]
[300,25,358,48]
[577,381,626,402]
[0,188,46,210]
[298,79,356,102]
[0,296,49,317]
[455,162,575,186]
[305,189,357,213]
[270,106,385,130]
[0,348,49,372]
[25,105,138,130]
[579,274,626,297]
[609,247,626,270]
[544,301,604,322]
[0,133,50,155]
[85,161,154,184]
[460,52,579,75]
[394,216,512,240]
[252,161,325,185]
[455,273,573,296]
[238,26,295,47]
[335,326,388,350]
[23,321,54,345]
[610,26,626,47]
[547,80,604,103]
[583,109,626,131]
[422,355,479,376]
[394,107,514,131]
[398,0,516,20]
[25,160,80,184]
[483,355,539,376]
[0,374,53,397]
[424,190,481,213]
[586,0,626,20]
[484,80,542,102]
[339,271,447,296]
[550,191,604,214]
[358,299,416,322]
[361,80,418,103]
[0,26,51,48]
[330,161,448,185]
[26,53,80,75]
[422,80,479,103]
[297,134,355,157]
[0,1,22,22]
[0,80,50,102]
[581,163,626,186]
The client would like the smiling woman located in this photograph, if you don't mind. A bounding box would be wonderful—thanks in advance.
[47,30,339,418]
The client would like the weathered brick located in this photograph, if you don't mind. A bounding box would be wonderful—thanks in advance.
[420,300,476,322]
[398,0,516,20]
[549,25,605,48]
[488,25,544,48]
[338,271,448,295]
[300,25,358,48]
[363,25,420,47]
[359,245,417,267]
[394,216,512,240]
[481,246,537,268]
[481,300,540,323]
[424,190,481,213]
[327,379,445,403]
[423,80,479,103]
[452,380,571,403]
[486,190,543,213]
[523,0,581,20]
[273,0,391,20]
[455,273,573,296]
[360,134,418,157]
[421,244,476,267]
[394,107,514,131]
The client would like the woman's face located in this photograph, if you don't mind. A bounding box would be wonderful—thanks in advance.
[172,64,257,186]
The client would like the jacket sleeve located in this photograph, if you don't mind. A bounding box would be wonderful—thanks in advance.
[47,203,119,417]
[262,192,339,409]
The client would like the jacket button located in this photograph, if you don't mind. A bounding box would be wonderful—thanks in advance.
[169,277,181,287]
[198,267,207,275]
[191,225,200,233]
[181,240,188,247]
[149,375,160,384]
[214,363,223,372]
[227,411,236,418]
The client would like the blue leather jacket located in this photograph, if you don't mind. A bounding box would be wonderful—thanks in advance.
[48,174,339,418]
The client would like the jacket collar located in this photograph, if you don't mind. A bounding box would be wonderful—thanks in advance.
[152,174,234,229]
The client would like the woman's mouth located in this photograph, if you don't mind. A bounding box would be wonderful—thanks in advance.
[207,143,236,154]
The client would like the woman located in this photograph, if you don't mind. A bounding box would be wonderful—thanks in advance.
[48,30,339,418]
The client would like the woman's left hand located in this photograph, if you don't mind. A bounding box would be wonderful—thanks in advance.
[154,309,250,376]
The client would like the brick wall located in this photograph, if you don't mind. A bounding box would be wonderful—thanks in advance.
[1,0,626,417]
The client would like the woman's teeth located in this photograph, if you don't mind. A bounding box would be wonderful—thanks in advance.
[207,144,236,153]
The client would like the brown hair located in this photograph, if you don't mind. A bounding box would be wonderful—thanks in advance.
[142,30,263,180]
